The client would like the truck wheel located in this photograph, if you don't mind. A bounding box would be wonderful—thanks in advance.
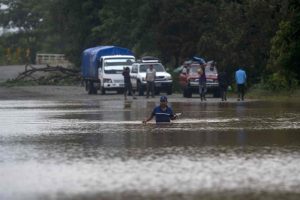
[117,89,124,94]
[101,87,106,95]
[183,88,187,97]
[187,90,192,98]
[166,87,172,95]
[93,87,98,94]
[85,80,89,91]
[137,82,144,96]
[213,90,220,98]
[183,88,189,98]
[88,81,94,95]
[99,82,105,95]
[155,88,160,95]
[183,88,192,98]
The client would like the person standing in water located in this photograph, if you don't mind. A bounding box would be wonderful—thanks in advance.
[146,64,156,98]
[218,69,229,101]
[142,96,178,124]
[122,67,136,100]
[198,66,207,101]
[235,67,247,101]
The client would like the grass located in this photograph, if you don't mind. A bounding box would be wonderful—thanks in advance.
[246,87,300,101]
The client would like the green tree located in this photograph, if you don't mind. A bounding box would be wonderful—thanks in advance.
[0,0,46,63]
[43,0,103,66]
[267,0,300,89]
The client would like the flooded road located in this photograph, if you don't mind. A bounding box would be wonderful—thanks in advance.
[1,98,300,200]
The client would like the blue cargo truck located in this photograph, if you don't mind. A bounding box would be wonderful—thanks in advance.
[81,46,135,94]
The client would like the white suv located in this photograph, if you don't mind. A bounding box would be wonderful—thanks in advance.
[130,57,173,96]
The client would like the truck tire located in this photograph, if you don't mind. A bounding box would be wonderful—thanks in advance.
[166,87,172,95]
[137,81,144,96]
[183,87,192,98]
[88,81,94,95]
[187,89,192,98]
[93,86,98,94]
[213,89,220,98]
[85,80,89,91]
[101,87,106,95]
[117,89,124,94]
[99,82,105,95]
[155,88,160,95]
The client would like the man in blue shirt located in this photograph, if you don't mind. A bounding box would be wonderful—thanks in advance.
[235,67,247,101]
[142,96,178,124]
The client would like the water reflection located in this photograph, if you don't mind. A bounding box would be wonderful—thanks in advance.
[0,99,300,199]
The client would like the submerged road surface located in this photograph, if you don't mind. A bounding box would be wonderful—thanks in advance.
[0,98,300,200]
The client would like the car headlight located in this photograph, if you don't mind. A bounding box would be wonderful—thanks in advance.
[103,78,112,83]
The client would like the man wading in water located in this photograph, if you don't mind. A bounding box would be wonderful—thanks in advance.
[142,96,178,124]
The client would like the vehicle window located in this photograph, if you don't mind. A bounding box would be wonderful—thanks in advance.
[205,65,217,73]
[139,63,165,72]
[104,58,134,74]
[189,66,201,73]
[131,65,138,73]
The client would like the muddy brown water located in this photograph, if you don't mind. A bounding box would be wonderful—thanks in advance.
[0,99,300,200]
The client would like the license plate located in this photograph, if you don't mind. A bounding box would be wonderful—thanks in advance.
[155,83,161,87]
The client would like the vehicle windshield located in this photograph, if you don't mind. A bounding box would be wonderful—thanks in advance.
[139,63,165,72]
[189,66,201,73]
[187,64,217,74]
[205,65,217,74]
[104,58,134,74]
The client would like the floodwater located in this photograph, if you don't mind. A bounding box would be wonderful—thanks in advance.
[0,98,300,200]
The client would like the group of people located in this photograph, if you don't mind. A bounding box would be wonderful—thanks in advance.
[124,64,247,124]
[122,64,156,100]
[124,63,247,102]
[142,66,247,124]
[197,66,247,102]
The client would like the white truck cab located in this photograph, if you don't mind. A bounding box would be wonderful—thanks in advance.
[98,55,135,94]
[130,56,173,95]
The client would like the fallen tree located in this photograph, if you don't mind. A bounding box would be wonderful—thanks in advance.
[14,64,81,85]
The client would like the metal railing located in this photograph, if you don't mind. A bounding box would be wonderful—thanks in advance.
[35,53,72,66]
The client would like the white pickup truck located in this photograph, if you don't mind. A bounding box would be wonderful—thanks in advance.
[130,57,173,95]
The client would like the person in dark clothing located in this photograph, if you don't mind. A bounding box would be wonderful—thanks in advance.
[142,96,178,124]
[218,70,229,101]
[198,66,207,101]
[122,67,136,100]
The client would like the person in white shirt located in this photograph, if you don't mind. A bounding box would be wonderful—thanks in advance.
[146,64,156,98]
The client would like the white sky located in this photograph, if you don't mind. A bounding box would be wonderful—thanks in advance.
[0,4,8,10]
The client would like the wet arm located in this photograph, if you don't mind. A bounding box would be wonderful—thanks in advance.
[170,113,178,120]
[143,113,154,124]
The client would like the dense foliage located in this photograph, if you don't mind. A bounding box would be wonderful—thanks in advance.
[0,0,299,89]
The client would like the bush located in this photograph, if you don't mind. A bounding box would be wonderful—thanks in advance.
[168,70,181,93]
[264,72,298,91]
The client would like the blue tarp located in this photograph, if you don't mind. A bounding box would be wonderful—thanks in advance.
[192,56,206,64]
[81,46,134,79]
